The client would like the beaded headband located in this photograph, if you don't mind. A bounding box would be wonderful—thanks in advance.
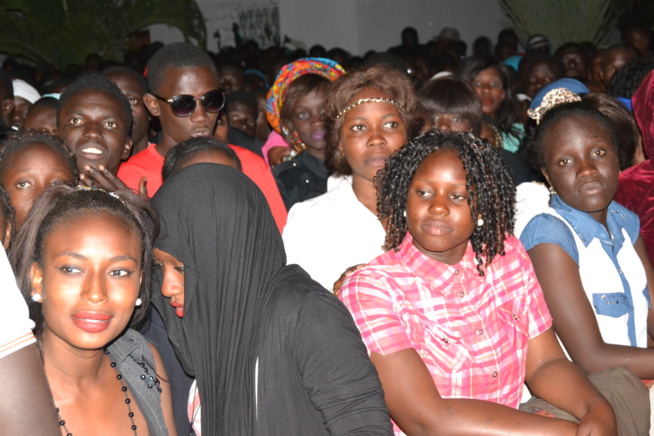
[527,87,581,125]
[335,97,407,119]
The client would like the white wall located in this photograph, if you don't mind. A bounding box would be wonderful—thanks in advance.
[149,0,510,56]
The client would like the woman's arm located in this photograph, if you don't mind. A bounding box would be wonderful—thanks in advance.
[149,343,178,436]
[528,241,654,377]
[633,237,654,340]
[371,347,579,436]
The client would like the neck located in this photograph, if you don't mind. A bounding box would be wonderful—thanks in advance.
[351,174,379,216]
[40,330,107,384]
[155,135,177,158]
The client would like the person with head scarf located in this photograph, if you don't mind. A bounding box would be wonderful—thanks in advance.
[615,70,654,266]
[151,163,393,436]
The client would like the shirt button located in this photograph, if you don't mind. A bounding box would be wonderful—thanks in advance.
[458,291,465,298]
[454,269,460,275]
[618,270,623,274]
[492,371,498,377]
[476,328,483,335]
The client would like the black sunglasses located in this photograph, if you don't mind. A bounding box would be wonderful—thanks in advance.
[153,89,226,118]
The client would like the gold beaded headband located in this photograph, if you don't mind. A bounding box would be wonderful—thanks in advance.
[335,97,407,119]
[527,88,582,125]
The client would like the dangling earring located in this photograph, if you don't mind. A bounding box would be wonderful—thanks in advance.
[31,293,42,303]
[291,131,306,154]
[135,298,142,307]
[549,186,557,195]
[477,217,484,227]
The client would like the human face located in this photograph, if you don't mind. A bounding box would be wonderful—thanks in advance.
[254,93,271,142]
[105,71,150,150]
[31,212,142,352]
[58,89,132,175]
[541,115,619,224]
[286,88,327,160]
[406,148,475,265]
[218,68,244,93]
[11,96,31,130]
[339,87,408,184]
[153,248,185,318]
[523,63,559,98]
[625,29,650,58]
[1,142,74,229]
[227,101,256,137]
[144,66,220,155]
[23,105,57,135]
[601,49,636,87]
[559,48,588,80]
[432,113,474,133]
[471,67,506,117]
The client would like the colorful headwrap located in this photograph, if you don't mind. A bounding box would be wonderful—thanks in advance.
[266,57,345,135]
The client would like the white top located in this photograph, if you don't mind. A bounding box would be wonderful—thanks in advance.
[514,181,550,238]
[0,247,35,359]
[283,175,386,290]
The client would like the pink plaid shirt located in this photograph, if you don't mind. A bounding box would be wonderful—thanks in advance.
[340,233,551,433]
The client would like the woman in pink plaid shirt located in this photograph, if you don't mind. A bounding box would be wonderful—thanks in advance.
[340,130,616,435]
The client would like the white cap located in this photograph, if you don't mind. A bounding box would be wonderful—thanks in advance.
[12,79,40,104]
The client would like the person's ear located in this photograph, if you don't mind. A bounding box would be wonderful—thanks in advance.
[121,138,133,160]
[30,262,43,300]
[541,167,552,186]
[143,93,161,117]
[2,220,12,251]
[2,99,14,118]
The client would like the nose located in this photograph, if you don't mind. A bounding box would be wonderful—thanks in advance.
[428,194,449,215]
[577,159,598,178]
[160,270,183,298]
[189,101,210,122]
[435,119,451,132]
[82,121,101,139]
[81,270,108,303]
[367,125,386,148]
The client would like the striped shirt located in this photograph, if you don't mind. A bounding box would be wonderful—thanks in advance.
[340,233,551,434]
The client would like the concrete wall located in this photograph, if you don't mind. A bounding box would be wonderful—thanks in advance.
[149,0,510,56]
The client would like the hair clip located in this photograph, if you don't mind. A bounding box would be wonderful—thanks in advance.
[527,88,581,125]
[336,97,407,119]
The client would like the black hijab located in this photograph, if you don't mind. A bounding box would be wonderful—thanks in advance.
[152,164,291,435]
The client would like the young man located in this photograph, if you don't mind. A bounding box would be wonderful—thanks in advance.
[118,42,287,230]
[57,74,133,176]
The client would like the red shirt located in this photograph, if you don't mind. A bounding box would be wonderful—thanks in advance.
[118,143,287,232]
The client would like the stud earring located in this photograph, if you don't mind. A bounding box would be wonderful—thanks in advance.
[403,210,407,218]
[135,298,142,307]
[477,218,484,227]
[31,293,42,303]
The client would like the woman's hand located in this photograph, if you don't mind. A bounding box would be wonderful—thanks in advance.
[575,400,617,436]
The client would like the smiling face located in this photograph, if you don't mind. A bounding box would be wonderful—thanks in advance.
[144,66,220,156]
[338,87,408,185]
[153,248,185,318]
[1,142,75,229]
[406,148,475,265]
[31,211,142,351]
[286,88,328,160]
[541,114,619,224]
[58,89,132,174]
[471,67,506,117]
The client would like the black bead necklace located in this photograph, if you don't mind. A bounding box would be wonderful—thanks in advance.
[55,349,138,436]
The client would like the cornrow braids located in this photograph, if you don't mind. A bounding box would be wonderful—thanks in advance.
[377,129,516,275]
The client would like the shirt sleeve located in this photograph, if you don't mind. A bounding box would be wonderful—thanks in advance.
[520,214,580,265]
[294,290,394,435]
[514,240,553,339]
[0,247,35,359]
[339,268,413,356]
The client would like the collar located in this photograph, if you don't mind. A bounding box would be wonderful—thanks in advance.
[398,232,485,287]
[549,195,625,249]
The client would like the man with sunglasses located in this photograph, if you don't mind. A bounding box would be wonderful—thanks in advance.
[118,43,286,233]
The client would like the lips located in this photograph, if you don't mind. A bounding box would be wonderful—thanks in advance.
[579,180,603,194]
[311,130,325,141]
[364,153,390,168]
[190,129,211,138]
[422,220,452,236]
[170,301,184,318]
[77,144,106,159]
[71,311,112,333]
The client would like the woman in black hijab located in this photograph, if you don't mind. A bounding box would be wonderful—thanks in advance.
[151,163,392,435]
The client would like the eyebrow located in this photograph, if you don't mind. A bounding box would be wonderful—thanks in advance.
[55,251,138,263]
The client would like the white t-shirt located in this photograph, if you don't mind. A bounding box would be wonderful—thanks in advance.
[283,176,386,290]
[0,247,35,359]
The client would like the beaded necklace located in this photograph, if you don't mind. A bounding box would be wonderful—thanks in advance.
[55,349,138,436]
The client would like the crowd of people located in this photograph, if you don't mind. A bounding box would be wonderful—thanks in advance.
[1,21,654,435]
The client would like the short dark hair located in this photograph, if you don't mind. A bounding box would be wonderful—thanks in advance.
[600,44,638,69]
[146,43,217,94]
[57,74,133,134]
[10,185,157,335]
[378,129,515,275]
[324,64,424,176]
[102,65,147,93]
[419,77,483,135]
[527,101,617,169]
[0,132,78,182]
[162,136,241,180]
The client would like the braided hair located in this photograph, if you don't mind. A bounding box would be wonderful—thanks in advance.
[377,129,515,275]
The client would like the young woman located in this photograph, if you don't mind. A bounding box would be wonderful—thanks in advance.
[11,185,176,436]
[340,129,617,435]
[282,64,423,290]
[151,163,393,435]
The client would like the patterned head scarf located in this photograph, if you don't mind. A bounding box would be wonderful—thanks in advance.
[266,57,345,134]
